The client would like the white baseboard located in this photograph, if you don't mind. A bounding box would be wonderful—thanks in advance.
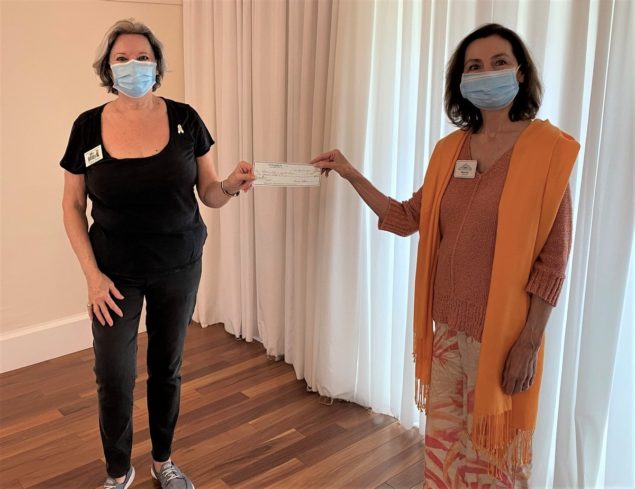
[0,309,147,373]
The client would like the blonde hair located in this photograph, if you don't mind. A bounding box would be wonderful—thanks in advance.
[93,19,166,94]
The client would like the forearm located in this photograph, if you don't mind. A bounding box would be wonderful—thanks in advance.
[199,180,234,208]
[344,167,390,220]
[518,294,554,349]
[62,206,101,281]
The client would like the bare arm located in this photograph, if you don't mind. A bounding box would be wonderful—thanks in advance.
[502,189,573,395]
[311,149,390,219]
[343,167,391,219]
[62,171,123,326]
[502,294,553,395]
[196,150,255,208]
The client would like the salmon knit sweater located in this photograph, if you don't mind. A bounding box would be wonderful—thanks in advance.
[379,135,572,341]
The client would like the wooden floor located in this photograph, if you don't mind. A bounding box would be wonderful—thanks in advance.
[0,323,424,489]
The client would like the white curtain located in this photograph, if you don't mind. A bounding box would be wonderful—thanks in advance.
[183,0,335,371]
[183,1,634,487]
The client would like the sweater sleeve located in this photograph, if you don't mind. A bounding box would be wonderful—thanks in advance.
[377,186,422,237]
[525,185,573,305]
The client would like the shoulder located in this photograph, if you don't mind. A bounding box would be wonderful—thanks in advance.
[516,120,580,174]
[522,120,580,164]
[162,97,199,117]
[421,129,468,184]
[163,97,187,111]
[430,129,469,160]
[436,129,468,147]
[71,104,105,129]
[64,104,104,143]
[162,97,209,128]
[525,119,579,147]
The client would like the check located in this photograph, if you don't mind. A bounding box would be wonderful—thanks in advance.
[253,161,321,187]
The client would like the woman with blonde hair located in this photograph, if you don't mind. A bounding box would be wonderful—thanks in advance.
[61,19,254,489]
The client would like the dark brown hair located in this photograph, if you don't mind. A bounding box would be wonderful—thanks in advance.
[445,23,542,132]
[93,19,166,94]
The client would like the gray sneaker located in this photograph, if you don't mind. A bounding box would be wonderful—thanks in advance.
[103,466,135,489]
[151,462,195,489]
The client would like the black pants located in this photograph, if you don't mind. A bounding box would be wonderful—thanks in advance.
[92,259,201,478]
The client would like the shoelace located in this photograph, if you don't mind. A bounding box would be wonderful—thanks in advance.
[160,465,182,483]
[104,482,117,489]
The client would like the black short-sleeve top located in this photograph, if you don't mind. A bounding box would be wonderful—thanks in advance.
[60,97,213,277]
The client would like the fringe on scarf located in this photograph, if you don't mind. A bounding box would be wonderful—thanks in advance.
[415,377,429,412]
[472,411,534,477]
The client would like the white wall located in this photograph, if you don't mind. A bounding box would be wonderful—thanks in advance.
[0,0,184,372]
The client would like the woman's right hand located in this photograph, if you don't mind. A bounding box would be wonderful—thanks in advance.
[86,272,124,327]
[310,149,355,180]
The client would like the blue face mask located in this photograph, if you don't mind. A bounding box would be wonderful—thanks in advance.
[459,68,519,110]
[111,60,157,98]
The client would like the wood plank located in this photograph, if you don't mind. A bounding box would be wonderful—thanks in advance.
[383,458,425,489]
[344,433,424,488]
[269,422,409,488]
[0,409,63,438]
[0,323,425,488]
[232,458,305,489]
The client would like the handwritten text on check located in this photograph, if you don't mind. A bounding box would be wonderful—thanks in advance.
[253,161,321,187]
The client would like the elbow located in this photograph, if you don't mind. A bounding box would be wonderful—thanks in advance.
[199,195,220,209]
[397,229,418,238]
[196,183,220,209]
[380,227,417,238]
[61,198,86,220]
[378,216,418,237]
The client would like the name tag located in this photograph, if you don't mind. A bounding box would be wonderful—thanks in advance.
[84,145,103,167]
[454,159,477,178]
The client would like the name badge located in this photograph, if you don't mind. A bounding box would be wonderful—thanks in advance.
[84,145,103,167]
[454,159,477,179]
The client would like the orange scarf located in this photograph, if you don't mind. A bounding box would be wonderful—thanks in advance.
[413,119,579,468]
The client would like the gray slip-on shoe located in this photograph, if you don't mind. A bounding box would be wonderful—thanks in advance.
[151,461,194,489]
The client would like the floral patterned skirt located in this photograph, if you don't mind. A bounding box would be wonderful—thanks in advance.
[423,324,531,489]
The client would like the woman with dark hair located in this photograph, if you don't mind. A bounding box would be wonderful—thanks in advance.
[311,23,579,487]
[61,19,254,489]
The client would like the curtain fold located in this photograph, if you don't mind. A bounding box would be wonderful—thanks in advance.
[183,1,633,487]
[550,2,635,487]
[185,0,337,377]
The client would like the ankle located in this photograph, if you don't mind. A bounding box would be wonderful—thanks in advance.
[153,459,171,472]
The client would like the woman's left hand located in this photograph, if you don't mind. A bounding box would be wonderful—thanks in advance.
[501,338,539,395]
[224,160,256,194]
